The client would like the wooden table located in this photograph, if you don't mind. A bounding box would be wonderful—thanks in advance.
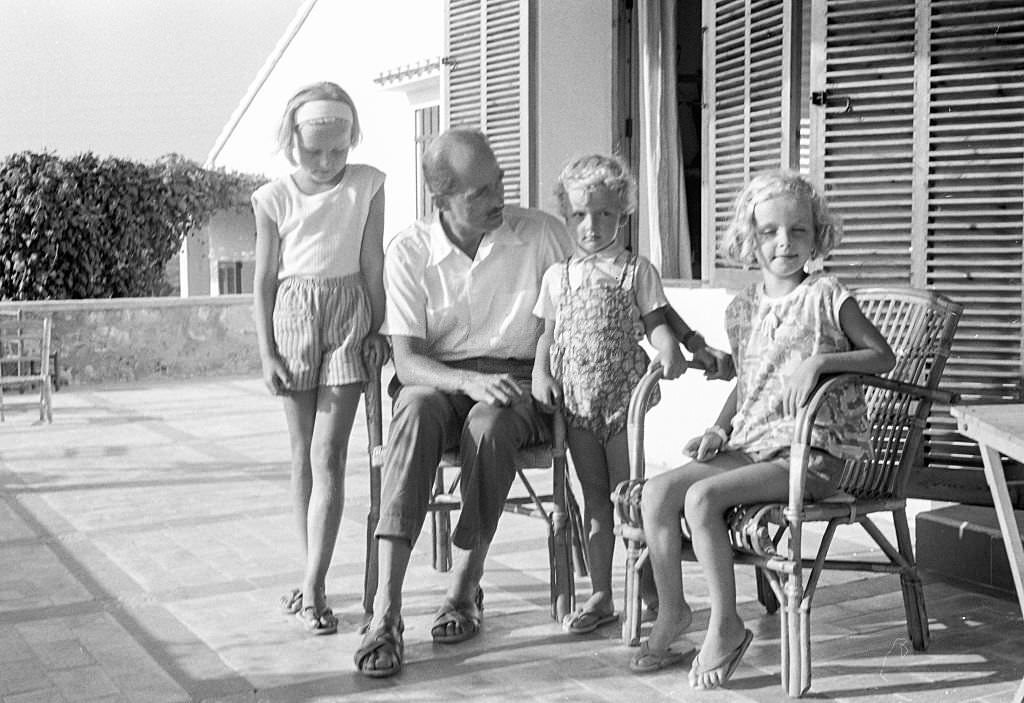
[948,404,1024,618]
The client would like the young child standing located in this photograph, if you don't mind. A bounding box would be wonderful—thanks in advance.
[252,82,388,635]
[636,170,896,686]
[532,154,724,636]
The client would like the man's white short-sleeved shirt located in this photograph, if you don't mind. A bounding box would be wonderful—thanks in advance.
[382,206,572,362]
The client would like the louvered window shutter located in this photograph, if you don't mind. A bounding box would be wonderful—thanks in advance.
[812,0,1024,484]
[703,0,802,285]
[809,0,917,286]
[444,0,529,205]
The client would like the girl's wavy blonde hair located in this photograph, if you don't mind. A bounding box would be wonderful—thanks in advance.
[720,169,842,268]
[554,153,637,218]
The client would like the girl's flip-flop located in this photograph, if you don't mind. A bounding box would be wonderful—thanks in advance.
[562,608,619,634]
[279,588,302,614]
[629,641,695,673]
[295,605,338,635]
[689,629,753,689]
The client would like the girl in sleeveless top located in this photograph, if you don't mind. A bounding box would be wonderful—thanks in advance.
[252,82,388,635]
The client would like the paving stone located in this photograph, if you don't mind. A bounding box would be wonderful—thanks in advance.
[0,502,36,543]
[0,628,33,665]
[1,689,68,703]
[0,656,49,696]
[28,639,96,670]
[47,665,119,700]
[0,545,91,614]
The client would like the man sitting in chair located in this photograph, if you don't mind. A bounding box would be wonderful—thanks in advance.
[354,127,574,678]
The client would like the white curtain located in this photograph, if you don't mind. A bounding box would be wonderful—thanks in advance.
[638,0,691,279]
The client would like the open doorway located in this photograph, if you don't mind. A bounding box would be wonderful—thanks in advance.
[614,0,703,279]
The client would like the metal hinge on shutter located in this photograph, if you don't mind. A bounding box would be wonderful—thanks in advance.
[809,90,851,113]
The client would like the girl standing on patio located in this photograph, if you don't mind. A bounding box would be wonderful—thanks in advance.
[252,82,388,635]
[637,170,895,687]
[531,154,725,637]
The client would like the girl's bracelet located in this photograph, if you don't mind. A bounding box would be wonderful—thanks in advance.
[705,424,729,444]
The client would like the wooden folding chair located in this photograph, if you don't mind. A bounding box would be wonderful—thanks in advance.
[361,361,586,622]
[0,313,54,423]
[612,287,962,697]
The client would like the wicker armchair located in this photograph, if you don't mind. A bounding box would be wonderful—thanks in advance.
[612,287,962,697]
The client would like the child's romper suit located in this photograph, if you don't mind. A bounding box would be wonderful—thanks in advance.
[548,252,661,440]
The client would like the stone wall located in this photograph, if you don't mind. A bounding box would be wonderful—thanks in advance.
[0,296,258,386]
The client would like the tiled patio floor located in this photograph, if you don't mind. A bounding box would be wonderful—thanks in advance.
[0,376,1022,702]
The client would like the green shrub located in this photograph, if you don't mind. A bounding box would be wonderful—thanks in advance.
[0,151,265,300]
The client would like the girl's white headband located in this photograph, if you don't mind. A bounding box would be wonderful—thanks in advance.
[294,100,354,125]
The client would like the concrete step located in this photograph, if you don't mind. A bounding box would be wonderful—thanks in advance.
[916,503,1024,594]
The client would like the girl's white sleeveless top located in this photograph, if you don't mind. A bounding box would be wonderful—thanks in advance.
[251,164,385,279]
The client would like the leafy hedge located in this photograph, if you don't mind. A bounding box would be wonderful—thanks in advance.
[0,151,266,300]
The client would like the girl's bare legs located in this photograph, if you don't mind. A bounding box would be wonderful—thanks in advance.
[566,427,627,617]
[684,460,788,687]
[641,465,708,650]
[281,383,362,613]
[281,389,317,582]
[639,451,756,651]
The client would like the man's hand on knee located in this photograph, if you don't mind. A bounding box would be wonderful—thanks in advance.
[462,371,526,407]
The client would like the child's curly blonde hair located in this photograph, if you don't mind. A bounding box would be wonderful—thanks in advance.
[721,169,842,268]
[554,153,637,218]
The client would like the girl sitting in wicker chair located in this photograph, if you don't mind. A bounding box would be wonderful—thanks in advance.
[635,170,895,687]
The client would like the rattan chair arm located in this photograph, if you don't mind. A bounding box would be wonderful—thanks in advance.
[627,367,664,484]
[787,372,953,522]
[611,478,647,529]
[792,373,953,445]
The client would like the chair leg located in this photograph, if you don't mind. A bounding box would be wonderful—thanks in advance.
[566,487,589,577]
[756,566,779,614]
[549,454,575,621]
[40,377,52,423]
[361,373,384,617]
[430,469,453,572]
[432,509,453,572]
[799,587,812,696]
[363,507,380,615]
[621,544,643,646]
[363,449,382,614]
[781,571,808,697]
[893,508,930,651]
[777,577,791,692]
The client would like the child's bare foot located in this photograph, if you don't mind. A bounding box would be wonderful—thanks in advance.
[302,584,329,617]
[645,601,693,653]
[689,618,751,690]
[563,592,617,634]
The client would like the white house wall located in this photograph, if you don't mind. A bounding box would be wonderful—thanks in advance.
[207,0,443,242]
[533,0,614,214]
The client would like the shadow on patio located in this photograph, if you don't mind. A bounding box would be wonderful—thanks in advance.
[0,376,1021,702]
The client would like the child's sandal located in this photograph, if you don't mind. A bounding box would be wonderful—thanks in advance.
[296,605,338,635]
